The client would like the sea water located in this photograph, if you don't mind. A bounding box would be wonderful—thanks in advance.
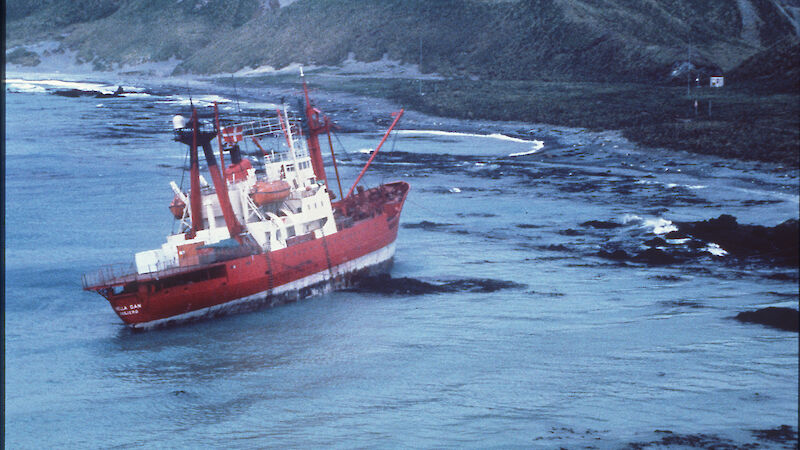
[4,76,798,448]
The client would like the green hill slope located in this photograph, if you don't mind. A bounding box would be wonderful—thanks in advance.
[6,0,798,82]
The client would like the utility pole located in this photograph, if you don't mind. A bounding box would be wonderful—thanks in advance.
[419,35,423,96]
[687,44,691,97]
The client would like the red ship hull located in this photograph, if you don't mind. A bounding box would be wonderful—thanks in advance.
[85,182,409,328]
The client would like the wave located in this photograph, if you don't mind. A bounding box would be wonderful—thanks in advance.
[508,140,545,157]
[397,129,541,145]
[5,82,47,93]
[622,214,678,235]
[156,94,235,106]
[634,179,707,190]
[4,78,146,95]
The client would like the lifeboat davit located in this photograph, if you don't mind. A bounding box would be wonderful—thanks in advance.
[169,194,186,219]
[251,180,291,206]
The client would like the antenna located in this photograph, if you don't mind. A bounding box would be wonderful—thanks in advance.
[231,74,243,117]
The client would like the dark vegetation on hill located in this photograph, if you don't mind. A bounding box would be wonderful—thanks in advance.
[729,37,800,92]
[6,0,799,165]
[243,74,798,166]
[6,0,795,81]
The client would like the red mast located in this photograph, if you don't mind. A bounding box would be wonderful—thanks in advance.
[199,137,244,242]
[180,107,243,242]
[188,109,203,238]
[213,102,225,171]
[301,68,330,185]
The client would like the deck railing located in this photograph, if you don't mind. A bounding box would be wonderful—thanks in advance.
[81,262,138,290]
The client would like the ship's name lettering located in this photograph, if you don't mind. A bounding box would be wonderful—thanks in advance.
[115,303,142,312]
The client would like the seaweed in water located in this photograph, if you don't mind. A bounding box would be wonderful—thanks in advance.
[402,221,454,230]
[750,425,797,445]
[351,274,524,295]
[625,431,738,449]
[580,220,624,229]
[734,307,799,332]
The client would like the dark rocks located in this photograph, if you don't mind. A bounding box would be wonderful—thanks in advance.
[625,426,798,449]
[734,307,799,332]
[664,230,687,240]
[625,431,736,449]
[634,248,676,265]
[402,221,453,230]
[52,88,125,98]
[750,425,798,445]
[351,274,524,295]
[53,89,102,97]
[515,223,543,229]
[539,244,569,251]
[581,220,624,229]
[594,214,799,268]
[597,249,630,261]
[597,247,676,265]
[651,275,684,282]
[678,215,799,266]
[644,237,667,247]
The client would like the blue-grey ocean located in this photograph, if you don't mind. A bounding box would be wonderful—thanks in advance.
[4,74,798,448]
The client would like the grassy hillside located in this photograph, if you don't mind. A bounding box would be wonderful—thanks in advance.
[294,76,799,166]
[728,37,800,92]
[173,0,755,80]
[6,0,796,81]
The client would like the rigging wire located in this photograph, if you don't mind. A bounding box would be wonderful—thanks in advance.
[231,74,249,154]
[172,146,191,235]
[331,130,353,162]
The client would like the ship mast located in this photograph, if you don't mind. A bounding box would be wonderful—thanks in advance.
[177,107,244,243]
[188,109,203,238]
[301,67,332,188]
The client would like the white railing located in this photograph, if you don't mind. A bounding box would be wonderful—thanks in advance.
[230,115,303,140]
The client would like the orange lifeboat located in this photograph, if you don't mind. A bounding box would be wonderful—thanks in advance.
[224,159,252,183]
[169,194,186,219]
[251,180,291,206]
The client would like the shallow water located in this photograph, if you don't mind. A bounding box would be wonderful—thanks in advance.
[4,76,798,448]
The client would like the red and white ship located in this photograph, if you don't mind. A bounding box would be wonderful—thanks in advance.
[82,77,409,328]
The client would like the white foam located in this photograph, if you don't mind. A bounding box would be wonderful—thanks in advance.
[159,94,234,106]
[118,92,151,98]
[396,129,532,143]
[5,82,47,93]
[634,179,707,190]
[4,78,117,94]
[703,242,728,257]
[509,140,545,157]
[449,187,461,193]
[666,238,690,244]
[645,218,678,235]
[622,214,643,224]
[622,214,677,235]
[5,77,147,96]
